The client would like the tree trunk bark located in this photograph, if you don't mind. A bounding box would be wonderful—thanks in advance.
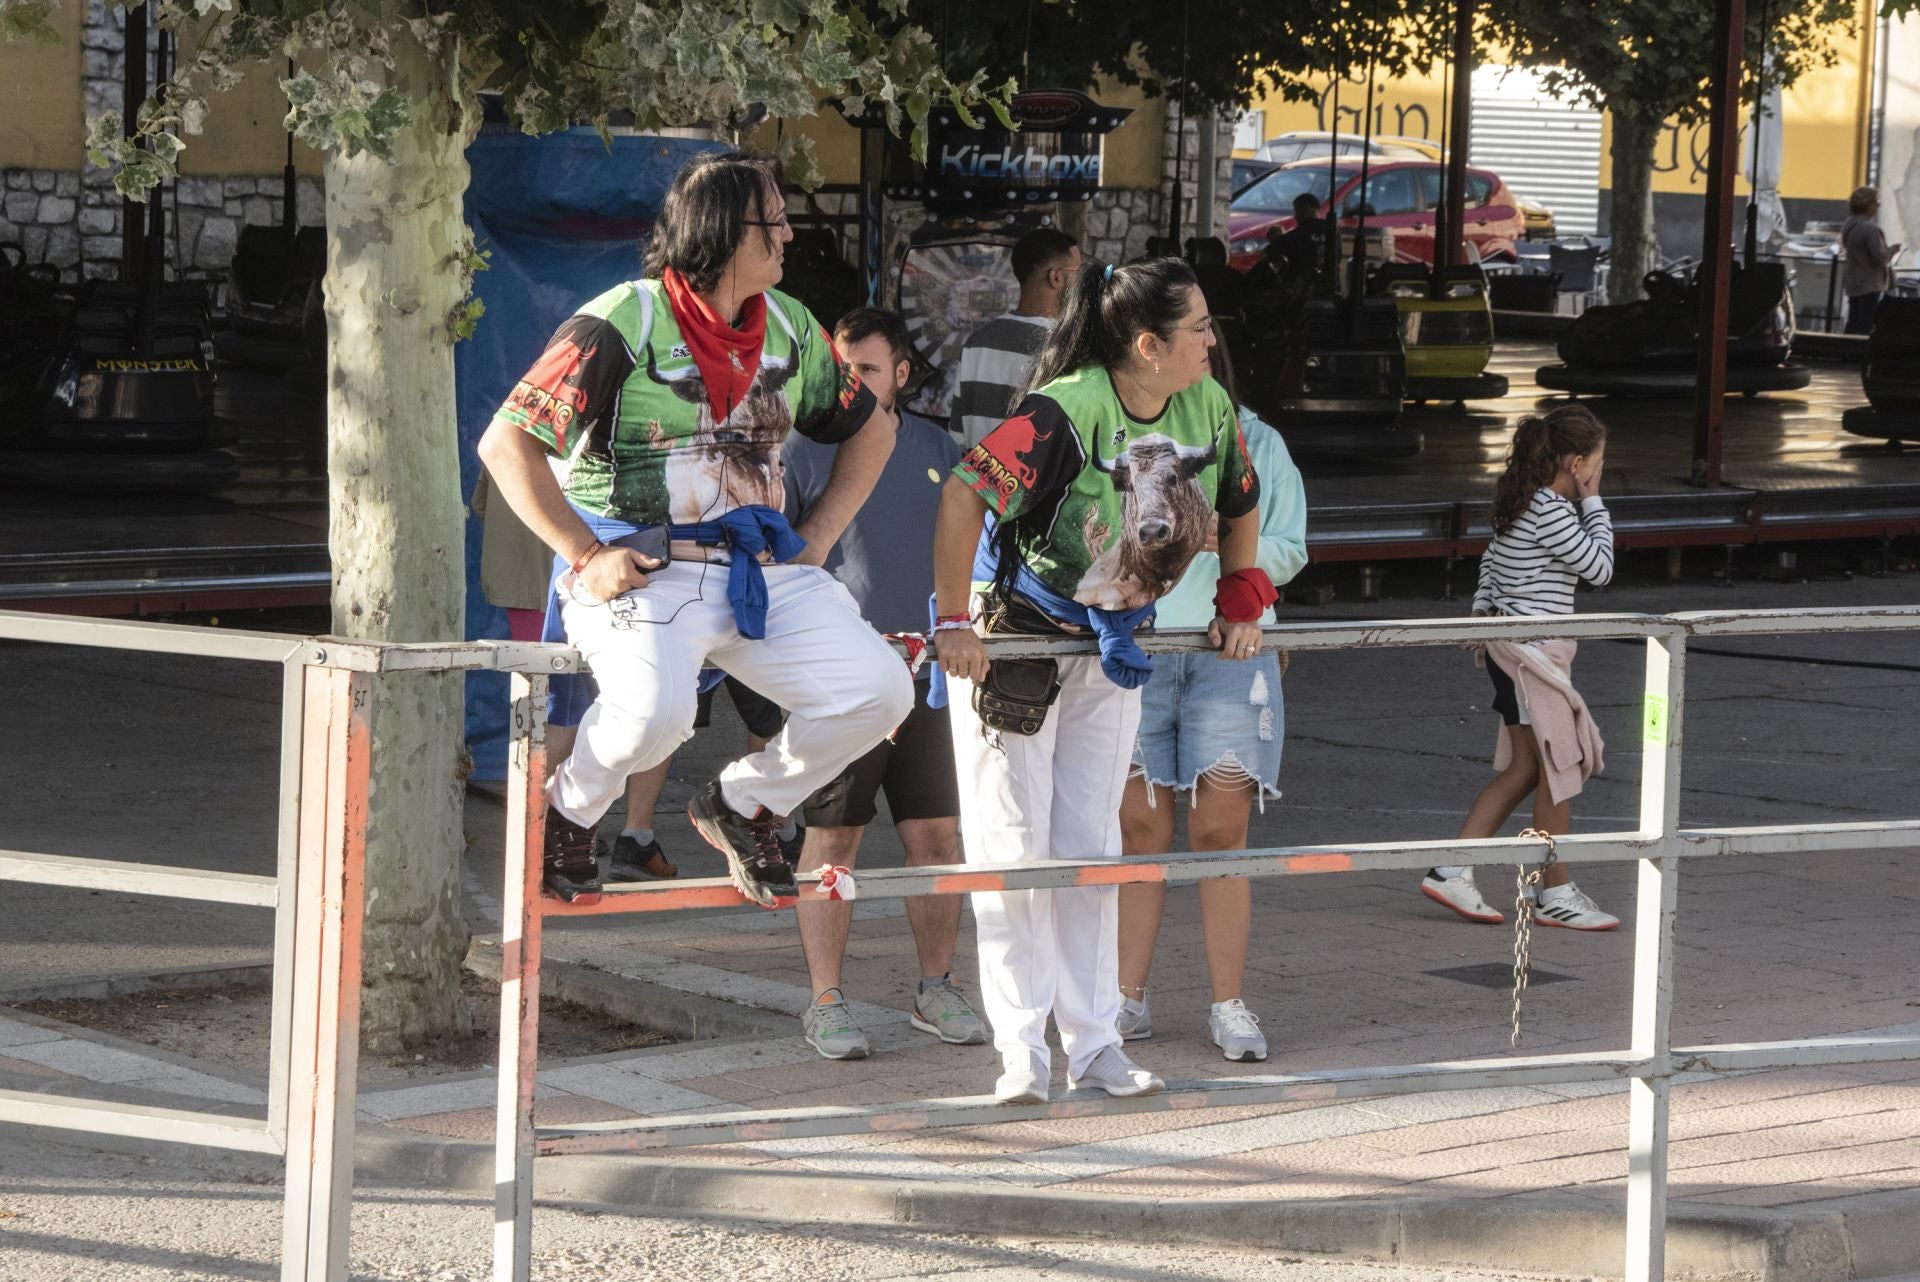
[1608,110,1660,304]
[322,31,472,1052]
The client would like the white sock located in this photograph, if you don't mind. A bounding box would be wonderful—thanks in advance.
[1432,865,1469,881]
[776,814,798,842]
[621,827,654,845]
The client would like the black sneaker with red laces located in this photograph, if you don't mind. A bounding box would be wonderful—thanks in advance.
[687,780,799,909]
[543,808,602,905]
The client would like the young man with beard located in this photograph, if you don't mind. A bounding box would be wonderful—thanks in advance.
[779,307,986,1059]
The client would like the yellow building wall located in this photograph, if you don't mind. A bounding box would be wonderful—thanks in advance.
[1093,77,1168,190]
[753,109,863,185]
[178,57,324,179]
[1597,2,1872,200]
[1238,13,1872,203]
[0,1,85,170]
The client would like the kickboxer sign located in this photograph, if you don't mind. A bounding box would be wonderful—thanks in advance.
[877,89,1132,208]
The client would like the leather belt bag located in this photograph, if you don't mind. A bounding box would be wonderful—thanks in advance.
[973,588,1071,737]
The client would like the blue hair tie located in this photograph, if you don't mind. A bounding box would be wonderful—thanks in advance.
[1103,263,1115,281]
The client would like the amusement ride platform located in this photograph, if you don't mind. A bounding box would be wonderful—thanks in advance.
[3,341,1918,614]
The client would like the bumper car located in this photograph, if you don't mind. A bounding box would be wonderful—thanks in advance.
[1243,294,1420,460]
[1842,296,1920,444]
[1536,260,1812,398]
[1380,264,1510,406]
[0,271,237,492]
[219,223,326,367]
[1217,232,1420,462]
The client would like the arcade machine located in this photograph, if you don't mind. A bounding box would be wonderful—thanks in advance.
[855,90,1130,421]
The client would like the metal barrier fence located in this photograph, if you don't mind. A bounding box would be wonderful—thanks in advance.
[487,605,1920,1282]
[0,611,375,1282]
[2,605,1916,1282]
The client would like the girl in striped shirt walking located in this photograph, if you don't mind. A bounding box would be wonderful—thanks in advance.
[1422,404,1620,931]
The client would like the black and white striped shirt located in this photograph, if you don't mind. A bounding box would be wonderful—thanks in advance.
[1473,488,1614,618]
[953,313,1051,448]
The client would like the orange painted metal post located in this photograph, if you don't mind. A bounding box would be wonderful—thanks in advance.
[280,664,371,1282]
[493,673,548,1282]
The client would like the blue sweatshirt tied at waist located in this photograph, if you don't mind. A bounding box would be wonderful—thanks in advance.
[542,503,806,642]
[927,529,1156,709]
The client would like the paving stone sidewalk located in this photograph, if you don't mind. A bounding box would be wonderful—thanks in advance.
[7,845,1918,1219]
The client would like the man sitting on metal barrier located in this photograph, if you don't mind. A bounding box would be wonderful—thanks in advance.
[477,150,913,908]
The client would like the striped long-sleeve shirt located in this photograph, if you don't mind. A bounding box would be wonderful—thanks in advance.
[1473,488,1614,617]
[952,313,1051,448]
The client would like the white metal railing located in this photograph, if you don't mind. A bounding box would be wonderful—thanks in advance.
[482,604,1920,1282]
[0,611,374,1282]
[3,605,1917,1282]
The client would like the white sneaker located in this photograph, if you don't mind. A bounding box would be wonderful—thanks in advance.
[1210,999,1268,1062]
[1533,882,1620,931]
[1116,995,1152,1041]
[994,1051,1050,1104]
[1069,1045,1165,1098]
[1422,868,1505,924]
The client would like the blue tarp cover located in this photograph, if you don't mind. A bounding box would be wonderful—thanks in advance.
[458,128,721,778]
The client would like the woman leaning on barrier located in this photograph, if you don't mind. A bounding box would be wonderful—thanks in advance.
[1114,325,1309,1065]
[928,256,1273,1104]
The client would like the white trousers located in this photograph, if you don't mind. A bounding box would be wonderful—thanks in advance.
[948,656,1142,1079]
[551,561,913,825]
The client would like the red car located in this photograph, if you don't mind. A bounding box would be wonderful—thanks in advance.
[1227,159,1525,272]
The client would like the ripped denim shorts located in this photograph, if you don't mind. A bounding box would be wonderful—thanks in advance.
[1131,650,1284,809]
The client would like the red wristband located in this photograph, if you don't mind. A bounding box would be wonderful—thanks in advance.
[934,612,972,625]
[1214,568,1278,624]
[569,540,604,577]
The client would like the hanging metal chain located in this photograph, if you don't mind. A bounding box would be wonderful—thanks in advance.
[1510,828,1559,1048]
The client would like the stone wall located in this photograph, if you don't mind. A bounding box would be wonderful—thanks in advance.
[0,0,323,287]
[1085,107,1237,264]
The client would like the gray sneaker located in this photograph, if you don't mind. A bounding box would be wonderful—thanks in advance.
[1209,998,1269,1063]
[1068,1045,1165,1097]
[910,977,987,1045]
[1116,995,1152,1041]
[801,992,870,1060]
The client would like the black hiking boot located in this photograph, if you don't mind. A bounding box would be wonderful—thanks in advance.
[687,780,799,909]
[542,808,603,905]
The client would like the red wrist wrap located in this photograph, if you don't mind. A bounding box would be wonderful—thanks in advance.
[1214,568,1277,624]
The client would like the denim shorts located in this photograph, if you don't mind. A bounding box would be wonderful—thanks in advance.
[1131,650,1284,804]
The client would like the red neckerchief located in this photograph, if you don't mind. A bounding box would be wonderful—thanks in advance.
[661,267,767,424]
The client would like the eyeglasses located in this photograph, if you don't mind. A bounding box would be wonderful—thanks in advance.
[743,211,792,230]
[1179,316,1215,336]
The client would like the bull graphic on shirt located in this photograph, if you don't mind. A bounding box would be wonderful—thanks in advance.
[993,413,1055,489]
[646,349,799,525]
[1073,428,1219,612]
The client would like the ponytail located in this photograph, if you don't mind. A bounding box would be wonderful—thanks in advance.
[1491,404,1607,534]
[1025,256,1198,394]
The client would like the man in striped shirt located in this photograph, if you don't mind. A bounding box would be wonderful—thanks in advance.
[951,227,1081,448]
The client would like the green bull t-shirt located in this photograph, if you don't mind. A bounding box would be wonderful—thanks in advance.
[952,366,1260,611]
[489,279,873,524]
